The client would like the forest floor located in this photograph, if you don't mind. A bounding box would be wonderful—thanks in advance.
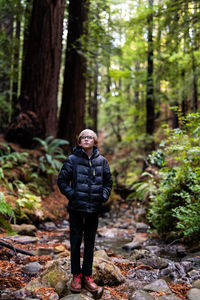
[0,195,192,300]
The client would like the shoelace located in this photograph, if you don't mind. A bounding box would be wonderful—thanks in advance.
[85,276,93,282]
[74,274,82,282]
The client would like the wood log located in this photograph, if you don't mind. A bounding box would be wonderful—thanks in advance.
[0,239,35,256]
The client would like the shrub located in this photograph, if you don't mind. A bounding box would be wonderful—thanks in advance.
[137,113,200,240]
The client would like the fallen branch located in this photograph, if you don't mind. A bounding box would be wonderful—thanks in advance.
[0,239,35,256]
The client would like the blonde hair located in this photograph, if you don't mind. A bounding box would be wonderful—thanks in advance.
[78,129,98,145]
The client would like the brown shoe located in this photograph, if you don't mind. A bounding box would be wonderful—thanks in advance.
[83,275,98,292]
[70,273,82,292]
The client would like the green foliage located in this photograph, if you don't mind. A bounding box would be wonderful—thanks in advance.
[0,192,15,232]
[33,136,68,178]
[144,113,200,239]
[0,192,14,218]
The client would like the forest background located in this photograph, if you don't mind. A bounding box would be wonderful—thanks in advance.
[1,0,200,241]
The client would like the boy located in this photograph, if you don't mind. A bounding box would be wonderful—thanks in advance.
[57,129,113,293]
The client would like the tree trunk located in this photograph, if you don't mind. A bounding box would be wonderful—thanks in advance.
[20,0,65,138]
[146,0,155,152]
[88,57,98,132]
[58,0,89,147]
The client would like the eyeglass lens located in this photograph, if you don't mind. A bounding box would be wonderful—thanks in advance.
[81,136,94,140]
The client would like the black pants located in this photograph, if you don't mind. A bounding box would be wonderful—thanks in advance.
[69,211,99,276]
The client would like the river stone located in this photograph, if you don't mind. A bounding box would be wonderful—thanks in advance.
[130,249,150,261]
[129,289,155,300]
[143,279,171,293]
[4,235,38,244]
[94,249,110,260]
[193,279,200,288]
[123,241,142,251]
[187,288,200,300]
[22,262,43,275]
[97,227,128,239]
[145,246,161,255]
[181,261,193,273]
[60,295,93,300]
[54,245,66,253]
[134,208,146,222]
[36,247,55,256]
[11,224,37,236]
[159,295,182,300]
[137,256,168,269]
[93,256,125,286]
[175,245,187,258]
[43,222,57,230]
[40,258,70,296]
[135,222,150,233]
[123,233,147,251]
[188,269,200,280]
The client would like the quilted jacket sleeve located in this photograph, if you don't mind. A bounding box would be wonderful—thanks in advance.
[102,158,113,202]
[57,157,74,200]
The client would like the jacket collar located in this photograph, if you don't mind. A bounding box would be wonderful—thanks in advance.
[73,146,99,159]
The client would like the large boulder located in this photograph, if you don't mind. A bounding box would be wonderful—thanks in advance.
[93,256,125,286]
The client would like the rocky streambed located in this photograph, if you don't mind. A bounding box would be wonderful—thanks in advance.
[1,204,200,299]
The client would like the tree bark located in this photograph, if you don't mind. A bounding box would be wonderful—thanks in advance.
[146,0,155,152]
[20,0,65,138]
[58,0,89,147]
[88,57,98,132]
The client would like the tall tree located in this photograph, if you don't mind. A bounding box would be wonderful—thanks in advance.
[19,0,65,138]
[58,0,89,147]
[146,0,155,152]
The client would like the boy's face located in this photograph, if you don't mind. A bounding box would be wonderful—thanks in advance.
[79,131,95,151]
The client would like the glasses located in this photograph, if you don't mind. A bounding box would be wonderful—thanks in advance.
[81,136,94,140]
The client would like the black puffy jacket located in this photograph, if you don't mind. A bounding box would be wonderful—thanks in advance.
[57,146,113,214]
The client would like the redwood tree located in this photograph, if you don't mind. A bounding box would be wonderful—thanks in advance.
[58,0,89,147]
[146,0,155,153]
[20,0,65,137]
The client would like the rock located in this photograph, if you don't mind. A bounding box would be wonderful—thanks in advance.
[193,279,200,289]
[36,247,55,256]
[130,249,150,261]
[49,293,59,300]
[134,208,147,222]
[41,259,70,296]
[160,267,171,277]
[3,235,38,244]
[54,245,66,253]
[145,246,161,255]
[93,256,125,286]
[137,256,168,270]
[159,295,182,300]
[11,224,37,236]
[123,233,147,251]
[94,249,110,260]
[143,279,171,293]
[43,222,57,230]
[97,227,128,239]
[181,261,193,273]
[82,286,104,299]
[129,289,155,300]
[135,223,150,233]
[187,288,200,300]
[188,269,200,280]
[26,258,71,297]
[55,250,71,259]
[60,295,93,300]
[123,241,142,251]
[22,262,43,275]
[176,245,187,258]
